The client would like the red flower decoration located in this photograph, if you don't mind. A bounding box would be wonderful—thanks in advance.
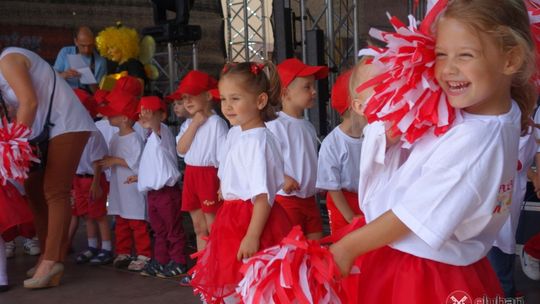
[250,63,265,75]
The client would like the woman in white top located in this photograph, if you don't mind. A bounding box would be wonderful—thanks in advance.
[0,47,96,289]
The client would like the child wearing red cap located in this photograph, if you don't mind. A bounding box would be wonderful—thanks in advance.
[97,76,152,272]
[316,70,365,234]
[266,58,329,240]
[170,71,228,254]
[189,61,292,303]
[132,96,187,278]
[69,89,113,266]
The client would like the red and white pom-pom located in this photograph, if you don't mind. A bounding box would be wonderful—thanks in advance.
[237,226,347,304]
[0,118,39,185]
[526,0,540,92]
[357,0,455,144]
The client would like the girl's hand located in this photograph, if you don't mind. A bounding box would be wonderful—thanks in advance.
[192,111,209,127]
[89,183,103,201]
[98,156,117,168]
[283,175,300,194]
[124,175,138,184]
[329,243,354,277]
[237,234,260,261]
[217,187,223,201]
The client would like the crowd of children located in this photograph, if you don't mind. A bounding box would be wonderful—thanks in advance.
[3,0,540,302]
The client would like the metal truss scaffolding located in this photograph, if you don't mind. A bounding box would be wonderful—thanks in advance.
[224,0,269,62]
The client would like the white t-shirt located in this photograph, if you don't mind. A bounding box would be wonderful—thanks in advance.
[218,127,284,206]
[176,114,229,167]
[218,125,242,166]
[534,108,540,151]
[362,102,521,265]
[76,130,108,175]
[138,123,180,192]
[316,126,362,192]
[0,47,96,139]
[107,131,147,220]
[493,130,537,254]
[266,112,318,198]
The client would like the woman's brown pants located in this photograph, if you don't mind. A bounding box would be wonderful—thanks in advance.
[24,131,90,262]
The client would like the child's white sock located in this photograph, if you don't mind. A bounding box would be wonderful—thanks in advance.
[102,240,112,251]
[0,237,8,285]
[88,238,98,249]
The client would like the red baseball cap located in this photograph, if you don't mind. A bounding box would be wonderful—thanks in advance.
[105,76,143,105]
[277,58,329,88]
[137,96,167,113]
[93,89,109,105]
[166,70,218,100]
[331,70,353,115]
[73,88,98,118]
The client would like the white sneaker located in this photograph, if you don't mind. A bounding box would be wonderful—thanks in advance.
[521,248,540,280]
[127,255,150,272]
[23,237,41,256]
[5,241,15,259]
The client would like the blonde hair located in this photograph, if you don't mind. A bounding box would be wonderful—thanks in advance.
[441,0,537,131]
[220,61,282,122]
[96,24,140,62]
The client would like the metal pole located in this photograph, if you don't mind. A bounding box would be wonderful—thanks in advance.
[167,42,175,93]
[192,42,199,70]
[353,0,358,64]
[300,0,307,61]
[243,0,250,61]
[326,0,334,72]
[261,0,267,60]
[226,0,233,61]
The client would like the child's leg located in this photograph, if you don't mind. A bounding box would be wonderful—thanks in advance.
[67,215,79,251]
[159,187,186,264]
[114,216,133,256]
[190,209,208,251]
[85,217,99,249]
[0,237,7,286]
[148,191,170,265]
[204,212,216,232]
[487,246,516,297]
[129,219,151,258]
[96,217,111,251]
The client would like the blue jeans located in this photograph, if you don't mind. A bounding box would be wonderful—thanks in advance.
[487,246,516,298]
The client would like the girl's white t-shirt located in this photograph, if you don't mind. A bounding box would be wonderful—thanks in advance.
[218,127,284,206]
[362,102,521,265]
[0,47,96,139]
[266,112,318,198]
[108,131,147,220]
[176,114,229,167]
[316,126,363,192]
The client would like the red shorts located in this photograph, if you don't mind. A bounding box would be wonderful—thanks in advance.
[275,195,323,235]
[326,190,363,234]
[181,165,222,213]
[72,174,109,219]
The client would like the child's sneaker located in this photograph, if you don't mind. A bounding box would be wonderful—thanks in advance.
[75,247,99,264]
[23,237,41,256]
[89,249,113,266]
[157,261,188,278]
[5,241,15,259]
[127,255,150,272]
[140,260,164,277]
[179,275,192,287]
[113,254,133,269]
[521,248,540,280]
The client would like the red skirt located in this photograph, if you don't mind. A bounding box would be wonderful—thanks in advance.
[354,246,504,303]
[0,183,34,241]
[190,199,292,303]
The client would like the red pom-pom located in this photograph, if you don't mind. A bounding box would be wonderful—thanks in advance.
[0,118,39,184]
[357,1,455,144]
[237,226,347,304]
